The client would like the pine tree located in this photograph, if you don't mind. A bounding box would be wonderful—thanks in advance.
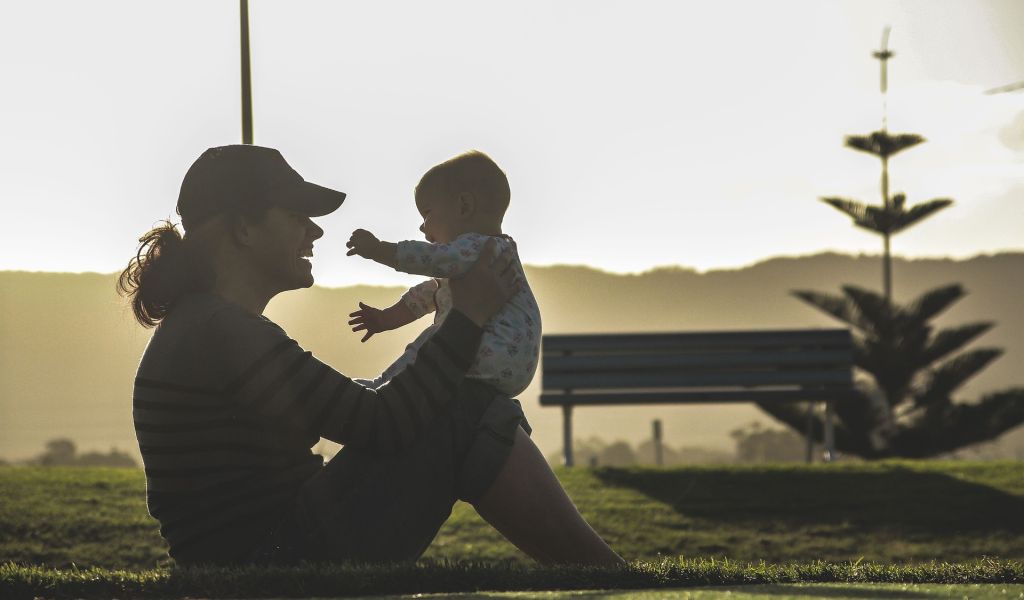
[758,284,1024,458]
[820,27,951,302]
[759,28,1024,458]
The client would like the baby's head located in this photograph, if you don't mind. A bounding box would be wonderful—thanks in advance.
[414,151,509,244]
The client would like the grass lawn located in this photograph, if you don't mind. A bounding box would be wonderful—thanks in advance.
[2,559,1023,599]
[2,462,1022,598]
[363,584,1024,599]
[1,461,1022,570]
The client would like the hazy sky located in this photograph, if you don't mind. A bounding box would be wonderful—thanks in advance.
[1,0,1022,287]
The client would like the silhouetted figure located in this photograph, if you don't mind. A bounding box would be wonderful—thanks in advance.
[119,145,622,567]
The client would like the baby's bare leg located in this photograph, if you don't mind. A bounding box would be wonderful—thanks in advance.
[473,426,625,566]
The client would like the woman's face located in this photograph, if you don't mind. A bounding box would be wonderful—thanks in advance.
[245,206,324,293]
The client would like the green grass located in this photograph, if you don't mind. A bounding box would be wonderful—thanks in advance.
[398,584,1024,599]
[0,466,161,568]
[1,461,1022,570]
[430,461,1024,566]
[2,558,1023,599]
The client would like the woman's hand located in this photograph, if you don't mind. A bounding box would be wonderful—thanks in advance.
[449,238,520,327]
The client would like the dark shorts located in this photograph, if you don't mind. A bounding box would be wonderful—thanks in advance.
[248,379,531,564]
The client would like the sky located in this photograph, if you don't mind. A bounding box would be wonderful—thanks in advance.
[1,0,1022,288]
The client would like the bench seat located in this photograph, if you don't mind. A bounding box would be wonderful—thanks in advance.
[540,328,855,465]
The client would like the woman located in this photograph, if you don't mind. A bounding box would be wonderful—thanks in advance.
[120,144,622,566]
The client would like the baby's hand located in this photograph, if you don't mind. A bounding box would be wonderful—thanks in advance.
[347,229,380,259]
[348,302,387,342]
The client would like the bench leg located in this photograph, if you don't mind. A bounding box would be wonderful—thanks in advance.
[563,404,574,467]
[804,403,813,464]
[652,419,663,467]
[824,399,835,463]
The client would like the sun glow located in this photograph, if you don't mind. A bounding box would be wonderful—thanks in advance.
[0,1,1021,287]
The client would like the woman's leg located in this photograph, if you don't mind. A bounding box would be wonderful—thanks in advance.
[254,384,621,566]
[257,382,535,564]
[473,426,625,566]
[262,419,464,564]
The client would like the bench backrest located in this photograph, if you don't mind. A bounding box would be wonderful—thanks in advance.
[540,328,854,406]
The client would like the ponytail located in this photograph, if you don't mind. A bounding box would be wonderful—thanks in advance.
[117,221,214,328]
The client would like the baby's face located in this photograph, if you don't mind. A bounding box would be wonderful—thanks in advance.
[415,189,463,244]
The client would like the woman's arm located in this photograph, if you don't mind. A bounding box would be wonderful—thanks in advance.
[213,239,518,455]
[214,306,482,454]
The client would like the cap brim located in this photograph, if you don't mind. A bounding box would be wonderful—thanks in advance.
[284,181,346,217]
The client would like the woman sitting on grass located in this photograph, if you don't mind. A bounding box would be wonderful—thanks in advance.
[119,144,622,567]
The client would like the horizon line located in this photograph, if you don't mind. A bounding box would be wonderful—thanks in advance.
[2,248,1021,285]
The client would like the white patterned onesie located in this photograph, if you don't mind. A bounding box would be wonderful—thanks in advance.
[363,233,541,397]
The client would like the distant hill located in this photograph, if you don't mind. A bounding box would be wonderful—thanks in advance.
[2,251,1022,462]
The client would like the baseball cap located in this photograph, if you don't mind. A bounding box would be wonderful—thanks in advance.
[176,145,346,231]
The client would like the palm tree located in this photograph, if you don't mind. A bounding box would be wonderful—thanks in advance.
[757,285,1024,458]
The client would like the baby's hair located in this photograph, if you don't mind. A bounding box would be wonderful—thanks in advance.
[416,150,510,218]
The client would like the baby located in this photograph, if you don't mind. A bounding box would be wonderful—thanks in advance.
[346,151,541,397]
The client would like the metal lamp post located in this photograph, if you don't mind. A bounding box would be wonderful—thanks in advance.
[240,0,253,144]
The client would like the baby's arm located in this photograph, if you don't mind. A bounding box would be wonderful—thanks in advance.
[348,280,438,342]
[348,301,414,342]
[347,229,399,269]
[401,278,440,318]
[395,234,493,279]
[349,230,497,279]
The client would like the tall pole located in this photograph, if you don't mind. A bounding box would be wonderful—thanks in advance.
[873,26,894,304]
[240,0,253,144]
[874,26,892,135]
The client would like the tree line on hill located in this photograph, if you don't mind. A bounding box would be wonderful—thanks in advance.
[542,421,811,466]
[543,416,1024,467]
[0,426,814,468]
[3,422,1019,469]
[0,438,137,468]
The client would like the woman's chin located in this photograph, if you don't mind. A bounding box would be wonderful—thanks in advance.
[291,258,315,288]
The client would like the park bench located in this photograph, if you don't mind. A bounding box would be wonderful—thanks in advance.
[539,328,856,466]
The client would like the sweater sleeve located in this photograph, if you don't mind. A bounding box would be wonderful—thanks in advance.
[208,305,483,455]
[400,279,439,319]
[394,233,496,278]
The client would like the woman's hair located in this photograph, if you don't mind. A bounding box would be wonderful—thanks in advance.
[117,220,217,328]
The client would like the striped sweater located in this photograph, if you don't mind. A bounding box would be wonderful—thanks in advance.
[133,292,482,564]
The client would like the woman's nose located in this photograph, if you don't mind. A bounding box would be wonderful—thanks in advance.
[419,223,426,234]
